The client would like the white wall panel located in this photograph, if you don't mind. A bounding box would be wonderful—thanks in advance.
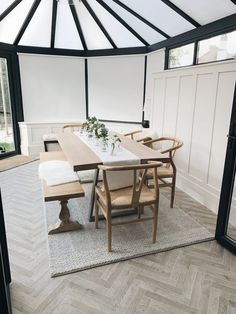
[208,71,236,189]
[151,78,165,134]
[189,73,217,182]
[162,77,179,136]
[19,54,86,122]
[175,75,196,173]
[88,56,144,122]
[149,60,236,214]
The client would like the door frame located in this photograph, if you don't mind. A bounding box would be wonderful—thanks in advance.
[0,50,24,159]
[215,83,236,254]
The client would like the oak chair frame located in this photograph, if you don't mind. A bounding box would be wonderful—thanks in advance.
[143,137,183,208]
[95,162,162,252]
[124,130,152,143]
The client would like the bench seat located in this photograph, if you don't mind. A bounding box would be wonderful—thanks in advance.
[40,151,85,235]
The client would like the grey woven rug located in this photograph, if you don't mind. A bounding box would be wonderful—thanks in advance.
[45,184,214,277]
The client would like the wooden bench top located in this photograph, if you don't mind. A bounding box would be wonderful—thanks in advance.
[40,151,85,202]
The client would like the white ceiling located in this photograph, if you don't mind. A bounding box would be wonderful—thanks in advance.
[0,0,235,52]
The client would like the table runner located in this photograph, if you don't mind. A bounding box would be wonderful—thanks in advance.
[74,132,140,190]
[74,132,140,166]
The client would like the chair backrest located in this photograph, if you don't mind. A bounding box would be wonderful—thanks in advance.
[99,162,162,208]
[143,137,183,168]
[62,124,82,133]
[124,129,158,144]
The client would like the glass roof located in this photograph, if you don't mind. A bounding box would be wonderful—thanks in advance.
[0,0,235,54]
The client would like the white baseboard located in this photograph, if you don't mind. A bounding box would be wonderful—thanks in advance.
[176,172,220,215]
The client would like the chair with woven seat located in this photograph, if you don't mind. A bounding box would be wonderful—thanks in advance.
[95,162,162,252]
[143,137,183,208]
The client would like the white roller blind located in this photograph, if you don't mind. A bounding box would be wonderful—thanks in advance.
[19,54,86,122]
[88,56,144,122]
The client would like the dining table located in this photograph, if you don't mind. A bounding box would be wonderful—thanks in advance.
[56,132,170,221]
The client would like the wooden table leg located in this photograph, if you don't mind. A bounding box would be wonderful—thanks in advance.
[48,200,81,235]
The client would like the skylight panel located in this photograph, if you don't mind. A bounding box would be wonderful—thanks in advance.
[75,2,113,50]
[87,0,144,48]
[55,1,83,50]
[121,0,194,37]
[171,0,236,25]
[104,0,167,45]
[19,0,53,47]
[0,0,33,44]
[0,0,15,16]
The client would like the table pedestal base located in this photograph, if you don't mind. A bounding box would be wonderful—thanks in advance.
[48,200,82,235]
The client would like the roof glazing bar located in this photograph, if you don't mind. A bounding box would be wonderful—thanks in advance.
[13,0,42,45]
[0,0,23,23]
[113,0,170,38]
[50,0,58,48]
[70,5,88,50]
[95,0,149,46]
[161,0,201,28]
[81,0,117,48]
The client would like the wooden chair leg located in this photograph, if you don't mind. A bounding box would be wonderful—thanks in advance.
[152,202,158,243]
[107,211,112,252]
[171,176,176,208]
[95,193,99,229]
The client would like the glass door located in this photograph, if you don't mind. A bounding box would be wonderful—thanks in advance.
[215,82,236,254]
[0,58,15,156]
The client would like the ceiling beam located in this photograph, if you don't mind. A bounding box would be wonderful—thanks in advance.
[81,0,117,48]
[95,0,149,46]
[112,0,170,38]
[0,0,23,23]
[149,13,236,52]
[50,0,58,49]
[13,0,42,45]
[16,44,148,57]
[161,0,201,28]
[70,5,87,50]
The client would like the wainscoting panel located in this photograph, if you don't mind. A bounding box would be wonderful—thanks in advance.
[189,73,217,183]
[152,78,166,135]
[150,60,236,214]
[208,71,236,190]
[162,76,179,136]
[175,75,196,174]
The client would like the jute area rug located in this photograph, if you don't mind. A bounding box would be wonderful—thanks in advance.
[46,185,214,278]
[0,161,214,278]
[0,154,39,172]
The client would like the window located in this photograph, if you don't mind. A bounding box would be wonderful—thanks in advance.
[166,29,236,69]
[197,30,236,64]
[0,58,15,155]
[168,43,194,69]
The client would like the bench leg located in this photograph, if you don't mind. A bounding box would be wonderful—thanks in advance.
[48,200,81,235]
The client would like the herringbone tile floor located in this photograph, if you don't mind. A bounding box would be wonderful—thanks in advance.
[1,162,236,314]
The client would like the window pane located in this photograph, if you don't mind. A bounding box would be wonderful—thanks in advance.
[168,43,194,68]
[197,30,236,64]
[0,58,15,154]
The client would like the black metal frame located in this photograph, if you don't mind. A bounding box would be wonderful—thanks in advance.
[0,51,24,159]
[0,189,12,314]
[215,83,236,255]
[165,24,236,70]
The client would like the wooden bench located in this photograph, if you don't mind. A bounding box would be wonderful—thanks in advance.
[40,151,85,235]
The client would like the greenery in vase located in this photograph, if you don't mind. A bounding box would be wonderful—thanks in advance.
[110,134,121,152]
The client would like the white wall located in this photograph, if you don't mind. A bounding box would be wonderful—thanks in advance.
[19,54,86,122]
[149,60,236,220]
[88,56,145,122]
[145,49,165,121]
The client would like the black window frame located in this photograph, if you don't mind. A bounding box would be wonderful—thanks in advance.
[0,47,24,159]
[165,29,236,70]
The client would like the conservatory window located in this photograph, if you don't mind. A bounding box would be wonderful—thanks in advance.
[197,30,236,64]
[168,43,195,69]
